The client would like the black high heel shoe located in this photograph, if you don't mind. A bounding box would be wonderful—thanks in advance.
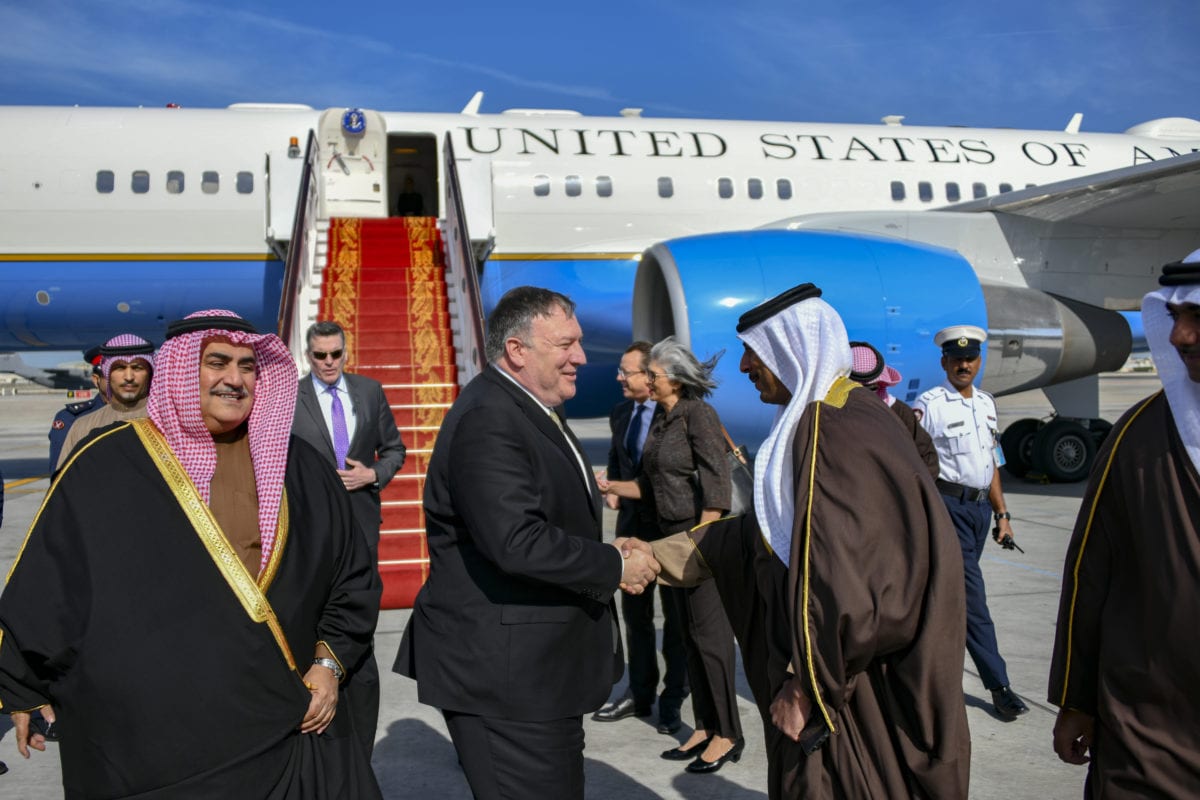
[661,736,714,761]
[685,737,745,774]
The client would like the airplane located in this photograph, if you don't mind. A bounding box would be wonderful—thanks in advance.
[0,353,92,390]
[1,96,1197,480]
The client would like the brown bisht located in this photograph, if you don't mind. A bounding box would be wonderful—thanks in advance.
[1049,391,1200,797]
[656,380,970,798]
[0,420,382,799]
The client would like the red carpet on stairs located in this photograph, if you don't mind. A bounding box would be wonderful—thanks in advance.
[319,216,456,608]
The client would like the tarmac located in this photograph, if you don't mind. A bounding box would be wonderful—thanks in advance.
[0,373,1163,799]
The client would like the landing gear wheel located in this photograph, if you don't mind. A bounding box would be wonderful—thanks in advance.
[1000,418,1041,478]
[1033,419,1096,482]
[1087,419,1114,451]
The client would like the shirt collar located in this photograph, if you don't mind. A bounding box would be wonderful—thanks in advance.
[312,372,348,395]
[492,364,557,415]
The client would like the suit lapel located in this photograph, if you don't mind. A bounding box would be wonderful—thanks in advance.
[486,370,600,521]
[344,374,371,455]
[298,376,335,457]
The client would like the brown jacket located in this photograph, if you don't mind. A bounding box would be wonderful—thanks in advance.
[637,396,731,533]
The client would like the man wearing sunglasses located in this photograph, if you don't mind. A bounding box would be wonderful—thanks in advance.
[292,319,406,757]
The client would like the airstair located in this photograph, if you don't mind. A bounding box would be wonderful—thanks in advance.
[276,108,486,608]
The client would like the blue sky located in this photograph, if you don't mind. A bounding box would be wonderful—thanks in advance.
[1,0,1195,133]
[2,0,1196,366]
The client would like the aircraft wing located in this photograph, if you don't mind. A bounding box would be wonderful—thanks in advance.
[0,353,92,389]
[943,150,1200,230]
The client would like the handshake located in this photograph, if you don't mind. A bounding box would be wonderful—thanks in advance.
[611,537,661,594]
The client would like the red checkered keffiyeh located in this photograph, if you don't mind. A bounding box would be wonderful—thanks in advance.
[147,310,297,571]
[850,341,902,403]
[100,333,155,380]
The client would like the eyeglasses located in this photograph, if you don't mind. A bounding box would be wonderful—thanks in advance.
[646,370,674,382]
[617,368,645,378]
[310,349,344,361]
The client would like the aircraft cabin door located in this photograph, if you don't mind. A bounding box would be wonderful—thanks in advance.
[387,133,438,218]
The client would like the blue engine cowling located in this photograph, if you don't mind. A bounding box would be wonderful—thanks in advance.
[631,229,987,451]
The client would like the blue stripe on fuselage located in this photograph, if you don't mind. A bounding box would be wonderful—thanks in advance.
[0,257,284,349]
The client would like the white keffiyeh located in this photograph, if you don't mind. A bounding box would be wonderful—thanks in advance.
[737,297,851,566]
[1142,279,1200,473]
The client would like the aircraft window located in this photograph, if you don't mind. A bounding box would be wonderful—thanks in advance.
[1026,183,1036,189]
[945,182,960,202]
[96,171,114,194]
[533,175,550,197]
[918,181,933,202]
[972,182,987,199]
[565,175,581,197]
[747,178,763,200]
[718,178,733,199]
[657,177,674,198]
[595,176,613,197]
[166,171,185,194]
[890,181,905,201]
[777,179,792,200]
[202,171,220,195]
[236,171,254,194]
[998,182,1013,193]
[131,171,150,194]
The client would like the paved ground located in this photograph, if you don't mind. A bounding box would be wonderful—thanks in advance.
[0,374,1161,798]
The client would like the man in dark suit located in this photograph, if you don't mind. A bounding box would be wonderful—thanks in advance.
[395,286,660,800]
[593,341,689,734]
[292,319,405,757]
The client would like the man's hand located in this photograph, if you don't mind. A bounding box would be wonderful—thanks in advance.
[770,676,812,741]
[992,516,1015,543]
[612,537,660,594]
[300,663,339,734]
[337,457,377,492]
[1052,708,1094,765]
[13,710,46,759]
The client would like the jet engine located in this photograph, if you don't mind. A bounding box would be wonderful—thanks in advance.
[631,229,1131,480]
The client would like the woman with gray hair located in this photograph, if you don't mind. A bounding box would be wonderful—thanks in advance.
[600,337,743,774]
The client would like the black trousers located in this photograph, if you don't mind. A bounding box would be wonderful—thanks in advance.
[666,578,743,740]
[621,581,689,711]
[343,646,380,757]
[443,711,585,800]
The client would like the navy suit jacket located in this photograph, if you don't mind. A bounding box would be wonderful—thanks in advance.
[607,399,665,540]
[293,372,406,548]
[395,367,623,721]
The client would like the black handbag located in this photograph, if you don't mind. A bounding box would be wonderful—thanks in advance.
[720,426,755,517]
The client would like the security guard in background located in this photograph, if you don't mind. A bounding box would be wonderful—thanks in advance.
[914,325,1029,721]
[47,345,106,473]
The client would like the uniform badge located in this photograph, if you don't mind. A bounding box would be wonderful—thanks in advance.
[957,336,969,347]
[53,419,66,429]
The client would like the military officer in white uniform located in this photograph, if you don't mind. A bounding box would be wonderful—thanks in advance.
[914,325,1029,721]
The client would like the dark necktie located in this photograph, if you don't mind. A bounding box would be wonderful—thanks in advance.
[625,404,645,464]
[327,385,350,468]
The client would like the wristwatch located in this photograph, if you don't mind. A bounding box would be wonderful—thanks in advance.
[312,657,344,680]
[994,511,1011,522]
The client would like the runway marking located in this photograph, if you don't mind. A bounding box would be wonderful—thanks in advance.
[3,477,47,490]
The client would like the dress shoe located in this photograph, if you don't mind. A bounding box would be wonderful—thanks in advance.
[656,707,682,735]
[592,696,651,723]
[661,736,713,760]
[991,686,1029,720]
[686,738,745,774]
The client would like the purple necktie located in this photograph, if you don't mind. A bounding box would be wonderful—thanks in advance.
[327,385,350,469]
